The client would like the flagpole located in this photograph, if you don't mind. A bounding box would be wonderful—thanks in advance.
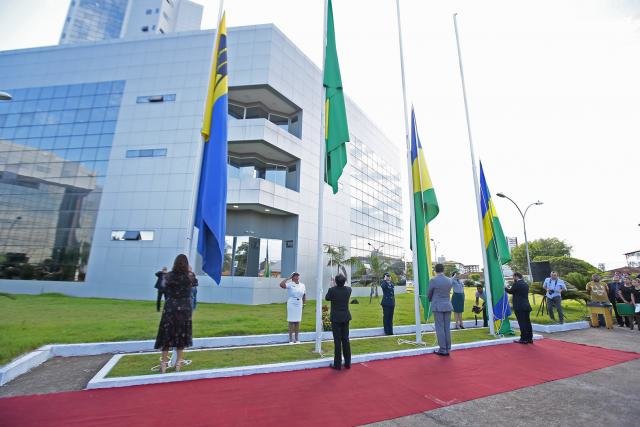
[395,0,423,343]
[452,13,495,335]
[314,0,329,354]
[185,0,225,261]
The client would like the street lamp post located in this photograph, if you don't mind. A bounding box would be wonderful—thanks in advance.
[496,193,542,285]
[430,238,439,263]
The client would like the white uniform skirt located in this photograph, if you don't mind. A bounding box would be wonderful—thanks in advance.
[287,297,303,322]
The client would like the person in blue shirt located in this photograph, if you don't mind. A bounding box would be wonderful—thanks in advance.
[543,271,567,323]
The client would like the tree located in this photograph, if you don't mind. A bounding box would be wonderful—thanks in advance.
[368,253,388,303]
[510,238,572,273]
[325,245,363,279]
[469,273,481,282]
[443,264,458,277]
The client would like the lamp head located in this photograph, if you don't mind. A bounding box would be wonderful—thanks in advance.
[496,192,506,198]
[0,91,12,101]
[535,201,543,205]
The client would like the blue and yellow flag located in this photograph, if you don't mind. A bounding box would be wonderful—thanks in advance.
[479,162,513,333]
[410,108,439,320]
[196,13,228,284]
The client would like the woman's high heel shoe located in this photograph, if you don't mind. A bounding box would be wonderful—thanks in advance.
[160,361,168,374]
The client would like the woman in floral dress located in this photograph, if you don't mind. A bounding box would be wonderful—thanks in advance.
[154,254,193,372]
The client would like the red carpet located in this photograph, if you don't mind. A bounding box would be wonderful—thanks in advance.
[0,339,637,427]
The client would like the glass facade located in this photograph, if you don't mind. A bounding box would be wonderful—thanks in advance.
[349,138,404,280]
[61,0,129,44]
[0,80,124,281]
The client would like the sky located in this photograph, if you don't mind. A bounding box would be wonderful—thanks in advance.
[1,0,639,270]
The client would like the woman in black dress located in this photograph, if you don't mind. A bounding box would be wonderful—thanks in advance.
[155,254,193,373]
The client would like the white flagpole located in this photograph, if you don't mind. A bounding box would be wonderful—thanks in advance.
[185,0,226,262]
[395,0,423,343]
[452,13,495,335]
[314,0,329,354]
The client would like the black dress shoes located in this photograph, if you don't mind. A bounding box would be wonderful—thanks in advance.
[329,364,341,370]
[344,364,351,369]
[435,350,449,356]
[514,339,527,344]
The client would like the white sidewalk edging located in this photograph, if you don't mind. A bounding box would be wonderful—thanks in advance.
[0,346,53,386]
[2,316,580,387]
[509,320,590,333]
[86,334,544,389]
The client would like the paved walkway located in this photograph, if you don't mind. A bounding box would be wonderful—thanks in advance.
[367,327,640,427]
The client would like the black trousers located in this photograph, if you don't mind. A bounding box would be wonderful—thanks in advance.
[382,305,395,335]
[156,289,165,312]
[481,304,488,327]
[609,296,623,325]
[515,309,533,342]
[331,321,351,368]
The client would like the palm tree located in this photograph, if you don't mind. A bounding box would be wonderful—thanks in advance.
[368,253,389,303]
[325,245,363,279]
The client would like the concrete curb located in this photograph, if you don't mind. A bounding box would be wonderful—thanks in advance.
[0,346,52,386]
[86,334,544,389]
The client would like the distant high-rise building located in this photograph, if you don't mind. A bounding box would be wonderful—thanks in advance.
[506,236,518,252]
[59,0,202,44]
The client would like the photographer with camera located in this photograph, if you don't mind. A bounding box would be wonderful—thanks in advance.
[474,284,488,327]
[543,271,567,324]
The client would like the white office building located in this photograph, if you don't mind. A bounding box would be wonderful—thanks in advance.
[60,0,203,44]
[0,24,405,304]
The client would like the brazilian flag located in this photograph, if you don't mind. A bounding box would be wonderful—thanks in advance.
[479,162,514,335]
[323,0,349,194]
[410,109,439,320]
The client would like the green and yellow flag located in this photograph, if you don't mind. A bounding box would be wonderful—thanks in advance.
[410,109,439,320]
[479,162,514,334]
[323,0,349,194]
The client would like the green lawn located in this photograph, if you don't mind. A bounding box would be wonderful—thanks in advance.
[0,289,587,365]
[107,328,493,377]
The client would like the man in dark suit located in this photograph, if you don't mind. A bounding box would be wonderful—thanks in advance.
[380,273,395,335]
[325,274,352,370]
[428,263,453,356]
[154,267,167,312]
[506,272,533,344]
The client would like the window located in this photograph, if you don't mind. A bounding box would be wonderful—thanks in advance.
[245,106,268,120]
[227,102,301,138]
[141,26,149,32]
[145,9,152,15]
[126,148,167,158]
[162,11,170,21]
[222,236,283,277]
[111,231,155,241]
[136,94,176,103]
[228,103,244,119]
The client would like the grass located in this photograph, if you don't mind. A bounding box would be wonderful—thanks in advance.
[107,328,493,377]
[0,288,587,365]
